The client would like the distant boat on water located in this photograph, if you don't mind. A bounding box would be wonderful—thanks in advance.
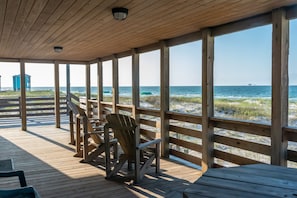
[141,91,152,95]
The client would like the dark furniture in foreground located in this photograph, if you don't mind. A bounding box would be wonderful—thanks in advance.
[0,159,40,198]
[184,164,297,198]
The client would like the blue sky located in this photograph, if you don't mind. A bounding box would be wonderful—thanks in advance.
[214,25,272,86]
[0,19,296,87]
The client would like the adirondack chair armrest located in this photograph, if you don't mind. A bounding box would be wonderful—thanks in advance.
[87,131,117,142]
[90,118,105,121]
[0,170,27,187]
[87,131,104,136]
[89,118,105,125]
[89,118,101,122]
[92,125,104,131]
[108,138,118,144]
[137,138,161,150]
[88,130,114,136]
[75,114,84,119]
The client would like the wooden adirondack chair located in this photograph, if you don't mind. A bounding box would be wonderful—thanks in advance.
[67,101,118,163]
[104,114,161,183]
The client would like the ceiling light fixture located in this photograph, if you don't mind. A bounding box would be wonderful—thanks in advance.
[53,46,63,53]
[112,7,128,20]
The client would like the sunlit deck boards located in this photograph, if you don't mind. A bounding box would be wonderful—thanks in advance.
[0,124,201,197]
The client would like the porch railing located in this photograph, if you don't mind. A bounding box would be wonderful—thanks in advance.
[85,98,297,169]
[0,97,67,118]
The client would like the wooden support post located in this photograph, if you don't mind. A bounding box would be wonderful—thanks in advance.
[86,63,91,117]
[271,8,289,166]
[20,60,27,131]
[82,116,88,161]
[54,62,60,128]
[69,109,75,145]
[132,49,140,120]
[66,64,70,115]
[75,117,82,156]
[132,49,141,157]
[97,59,103,120]
[201,29,214,172]
[112,56,119,113]
[160,41,170,158]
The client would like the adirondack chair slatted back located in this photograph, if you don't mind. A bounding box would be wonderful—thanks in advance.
[104,113,161,183]
[74,104,103,145]
[106,114,137,159]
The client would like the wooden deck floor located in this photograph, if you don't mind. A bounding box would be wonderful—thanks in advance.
[0,123,201,198]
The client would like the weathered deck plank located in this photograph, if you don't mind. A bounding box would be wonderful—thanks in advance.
[0,124,200,197]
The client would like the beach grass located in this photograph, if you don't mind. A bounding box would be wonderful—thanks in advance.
[0,90,65,98]
[2,90,297,124]
[214,98,271,121]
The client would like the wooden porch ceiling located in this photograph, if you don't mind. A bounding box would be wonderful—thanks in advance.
[0,0,296,62]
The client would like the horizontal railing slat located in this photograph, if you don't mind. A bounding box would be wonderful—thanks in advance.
[0,114,20,118]
[169,137,202,152]
[287,150,297,162]
[140,118,157,128]
[214,150,262,165]
[137,108,160,117]
[140,128,159,139]
[169,125,201,139]
[116,104,133,112]
[0,109,20,112]
[214,134,271,156]
[169,149,201,166]
[168,111,202,124]
[0,103,19,107]
[210,117,271,137]
[0,96,67,118]
[284,127,297,141]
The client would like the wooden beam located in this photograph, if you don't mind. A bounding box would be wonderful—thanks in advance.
[97,59,103,120]
[271,8,289,166]
[114,50,132,59]
[112,56,119,113]
[0,58,20,62]
[201,29,214,171]
[66,64,70,103]
[54,60,89,64]
[137,42,161,54]
[20,60,26,131]
[167,31,202,47]
[22,59,88,64]
[131,49,141,167]
[132,49,140,119]
[54,62,60,128]
[85,63,91,117]
[286,5,297,20]
[212,13,271,37]
[160,41,169,158]
[100,55,114,62]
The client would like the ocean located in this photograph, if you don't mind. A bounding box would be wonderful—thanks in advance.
[18,85,297,99]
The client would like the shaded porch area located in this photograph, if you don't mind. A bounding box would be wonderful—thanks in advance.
[0,124,200,197]
[0,115,69,129]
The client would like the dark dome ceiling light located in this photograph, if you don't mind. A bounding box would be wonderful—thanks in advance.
[112,7,128,20]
